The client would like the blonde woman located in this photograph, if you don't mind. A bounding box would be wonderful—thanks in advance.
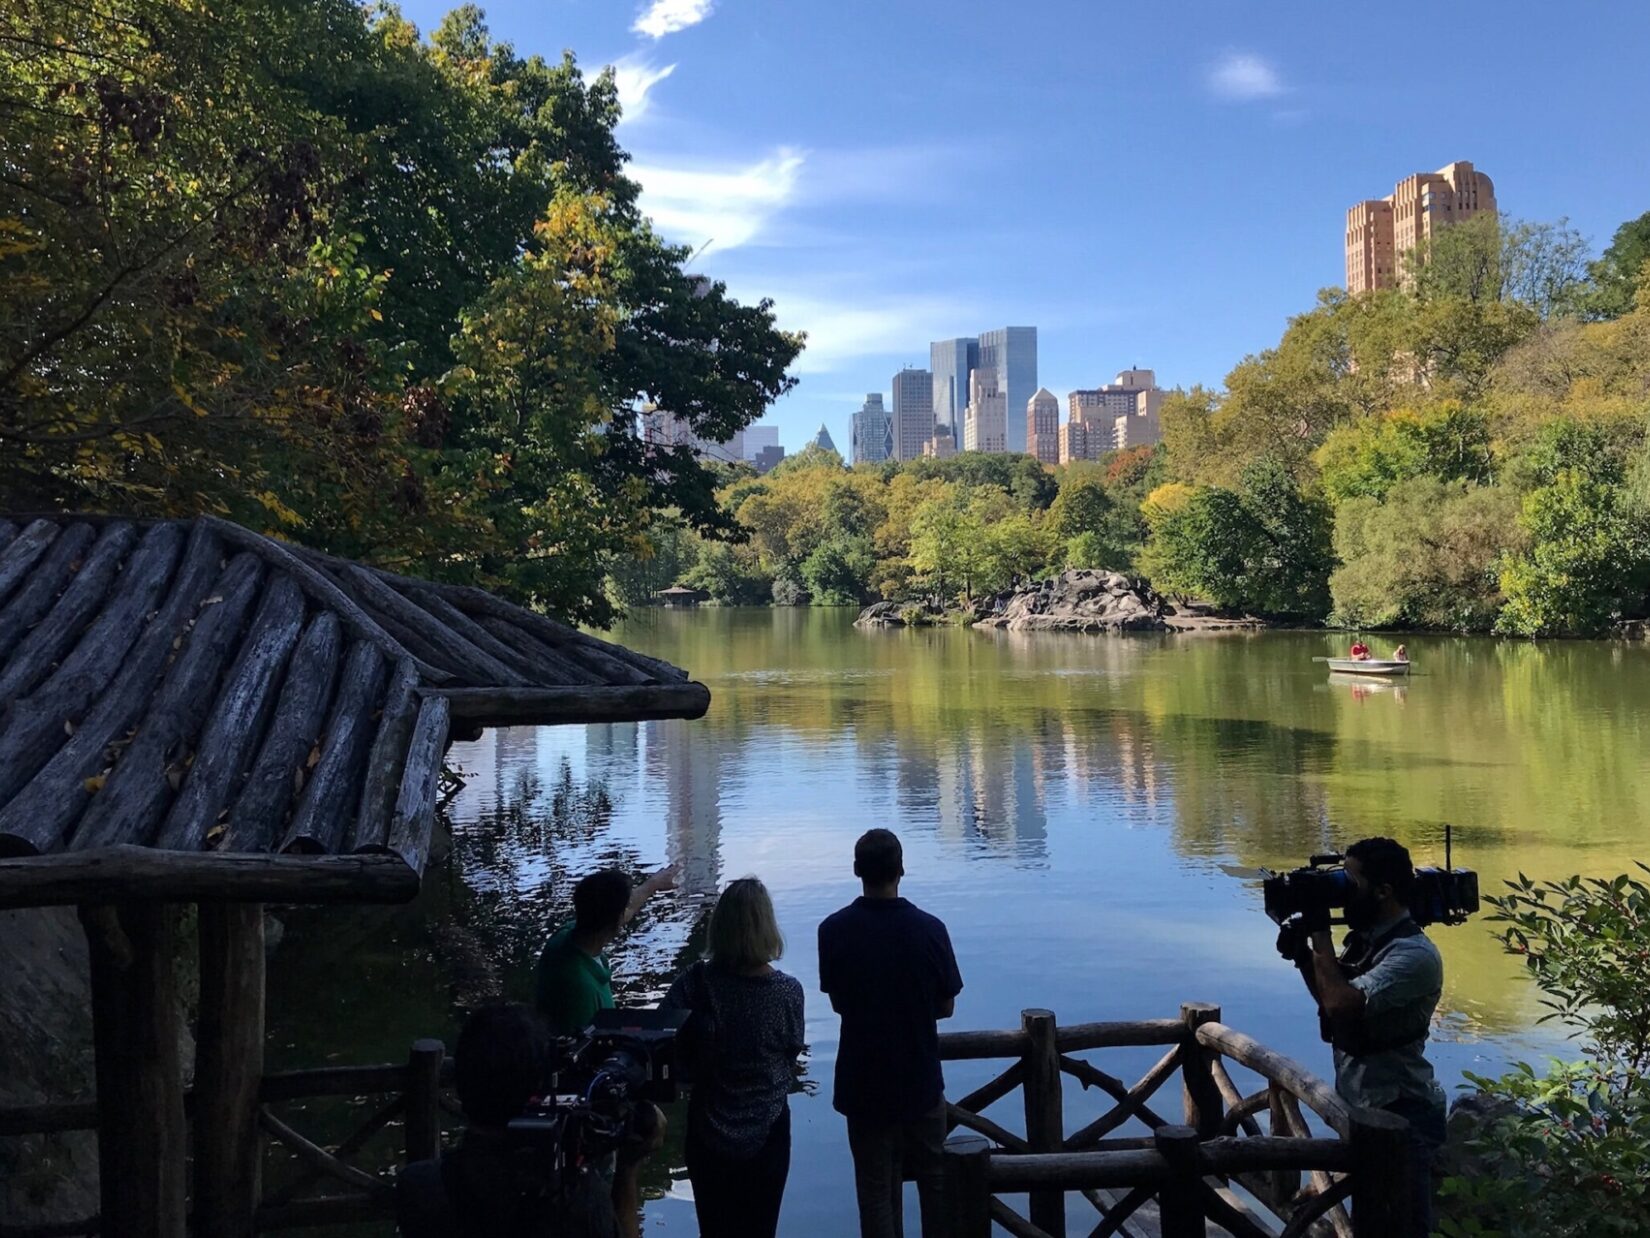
[662,878,805,1238]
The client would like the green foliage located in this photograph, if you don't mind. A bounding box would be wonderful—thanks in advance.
[1437,869,1650,1237]
[1582,211,1650,321]
[0,0,800,625]
[682,543,770,605]
[1316,404,1494,503]
[1329,479,1521,630]
[1497,423,1650,637]
[802,534,876,605]
[605,522,697,609]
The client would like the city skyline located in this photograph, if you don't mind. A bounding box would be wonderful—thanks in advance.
[397,1,1650,455]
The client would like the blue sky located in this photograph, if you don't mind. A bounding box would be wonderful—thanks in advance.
[401,0,1650,455]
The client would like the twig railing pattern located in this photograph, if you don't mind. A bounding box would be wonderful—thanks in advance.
[937,1004,1413,1238]
[0,1041,454,1237]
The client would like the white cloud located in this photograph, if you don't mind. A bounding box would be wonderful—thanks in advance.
[756,291,982,375]
[610,55,676,125]
[633,0,714,39]
[630,148,806,252]
[1207,52,1285,101]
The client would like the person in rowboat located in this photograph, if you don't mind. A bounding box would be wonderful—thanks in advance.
[1393,645,1408,662]
[1349,640,1370,660]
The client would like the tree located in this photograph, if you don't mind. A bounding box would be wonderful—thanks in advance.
[1582,210,1650,321]
[1411,214,1590,321]
[683,542,770,604]
[1497,422,1650,636]
[1329,479,1522,630]
[1314,403,1493,504]
[802,534,876,605]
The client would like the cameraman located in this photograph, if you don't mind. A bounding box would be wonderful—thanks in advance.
[396,1004,659,1238]
[1282,837,1446,1237]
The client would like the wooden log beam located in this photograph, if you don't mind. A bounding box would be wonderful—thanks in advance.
[0,518,58,607]
[1347,1107,1410,1238]
[431,682,710,727]
[155,577,306,852]
[81,902,187,1238]
[1180,1002,1224,1141]
[986,1200,1052,1238]
[0,519,16,552]
[70,554,266,851]
[1154,1125,1204,1238]
[0,532,228,855]
[1022,1010,1066,1237]
[259,1059,452,1103]
[401,586,547,684]
[280,641,385,855]
[0,846,418,909]
[1197,1136,1354,1175]
[989,1149,1172,1192]
[0,1099,99,1135]
[256,1108,393,1200]
[223,613,341,854]
[474,616,607,686]
[346,659,419,852]
[941,1135,993,1238]
[946,1101,1030,1153]
[1194,1023,1350,1137]
[0,522,97,662]
[952,1060,1024,1116]
[0,522,136,704]
[0,523,189,808]
[342,564,527,687]
[1056,1020,1185,1051]
[1060,1048,1177,1148]
[195,903,266,1238]
[404,1039,444,1163]
[383,694,449,875]
[199,517,449,683]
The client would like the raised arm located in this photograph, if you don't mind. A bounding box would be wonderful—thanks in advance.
[622,863,679,927]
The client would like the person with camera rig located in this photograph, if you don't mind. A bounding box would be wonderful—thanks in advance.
[1276,837,1448,1237]
[396,1004,661,1238]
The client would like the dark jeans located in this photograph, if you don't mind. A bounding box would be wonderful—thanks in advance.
[685,1105,791,1238]
[844,1102,948,1238]
[1384,1095,1448,1238]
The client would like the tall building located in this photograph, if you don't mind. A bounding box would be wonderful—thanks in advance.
[930,337,979,436]
[1060,370,1165,461]
[641,406,744,465]
[742,424,780,461]
[1345,160,1497,293]
[977,327,1038,454]
[752,444,786,473]
[1026,387,1060,465]
[963,370,1006,453]
[851,393,893,465]
[809,424,838,454]
[922,425,956,459]
[891,367,935,462]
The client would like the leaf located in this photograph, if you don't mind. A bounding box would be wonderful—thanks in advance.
[306,743,322,769]
[83,774,106,794]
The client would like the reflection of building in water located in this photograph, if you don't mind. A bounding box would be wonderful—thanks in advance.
[923,731,1047,859]
[644,718,724,899]
[585,722,639,788]
[444,725,553,821]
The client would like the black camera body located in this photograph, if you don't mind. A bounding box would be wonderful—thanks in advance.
[504,1007,686,1196]
[1263,852,1479,928]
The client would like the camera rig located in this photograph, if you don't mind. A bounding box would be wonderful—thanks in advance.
[1262,826,1479,929]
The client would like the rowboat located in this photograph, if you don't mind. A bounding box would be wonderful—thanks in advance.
[1324,658,1411,676]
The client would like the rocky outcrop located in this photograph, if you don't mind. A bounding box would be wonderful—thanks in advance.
[973,571,1267,633]
[854,601,909,628]
[974,571,1168,632]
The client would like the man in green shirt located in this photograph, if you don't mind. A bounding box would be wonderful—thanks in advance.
[536,864,677,1036]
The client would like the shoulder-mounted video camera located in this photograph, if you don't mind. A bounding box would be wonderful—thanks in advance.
[1262,853,1480,929]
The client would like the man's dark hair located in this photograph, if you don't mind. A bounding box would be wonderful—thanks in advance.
[1346,837,1417,900]
[573,868,632,933]
[853,828,904,885]
[453,1003,550,1127]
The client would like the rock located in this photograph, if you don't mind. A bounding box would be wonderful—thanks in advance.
[854,601,908,628]
[975,570,1171,632]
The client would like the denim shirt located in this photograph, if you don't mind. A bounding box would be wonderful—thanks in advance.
[1332,915,1446,1113]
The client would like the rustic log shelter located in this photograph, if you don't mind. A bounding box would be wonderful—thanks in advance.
[0,514,709,1238]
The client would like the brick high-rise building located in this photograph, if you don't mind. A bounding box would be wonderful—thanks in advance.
[1059,370,1164,461]
[1026,388,1060,465]
[891,367,935,462]
[1346,160,1496,294]
[963,370,1006,453]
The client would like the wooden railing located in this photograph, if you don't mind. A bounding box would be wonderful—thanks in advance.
[936,1004,1411,1238]
[0,1040,454,1236]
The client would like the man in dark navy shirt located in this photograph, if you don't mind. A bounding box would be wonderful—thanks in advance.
[819,829,964,1238]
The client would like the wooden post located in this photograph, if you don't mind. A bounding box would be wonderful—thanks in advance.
[1349,1106,1412,1238]
[941,1134,992,1238]
[405,1038,445,1163]
[1020,1009,1066,1238]
[195,902,267,1238]
[1265,1082,1300,1211]
[1179,1002,1223,1142]
[1154,1123,1206,1238]
[81,902,188,1238]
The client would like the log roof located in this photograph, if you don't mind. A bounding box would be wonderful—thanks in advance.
[0,515,709,908]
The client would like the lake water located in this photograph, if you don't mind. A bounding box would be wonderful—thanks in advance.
[268,608,1650,1233]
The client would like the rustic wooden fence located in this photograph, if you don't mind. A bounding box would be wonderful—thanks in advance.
[936,1004,1411,1238]
[0,1040,453,1236]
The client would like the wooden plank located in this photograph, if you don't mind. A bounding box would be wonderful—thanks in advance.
[81,902,187,1238]
[280,641,386,854]
[384,694,450,874]
[1194,1024,1350,1137]
[939,1027,1030,1059]
[474,616,607,686]
[0,522,136,707]
[199,517,448,683]
[1057,1020,1185,1051]
[1181,1002,1224,1141]
[432,682,711,727]
[0,522,97,662]
[0,518,58,607]
[345,658,419,852]
[69,554,265,851]
[195,902,265,1238]
[0,845,419,908]
[401,585,548,684]
[0,531,227,855]
[222,613,341,854]
[342,565,526,686]
[989,1149,1171,1192]
[154,576,306,851]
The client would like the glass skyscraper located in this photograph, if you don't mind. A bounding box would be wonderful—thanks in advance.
[977,327,1038,454]
[929,337,978,437]
[850,393,893,465]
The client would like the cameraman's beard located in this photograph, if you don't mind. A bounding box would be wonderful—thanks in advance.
[1343,891,1381,931]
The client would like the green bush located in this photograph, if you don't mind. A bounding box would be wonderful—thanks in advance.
[1437,868,1650,1237]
